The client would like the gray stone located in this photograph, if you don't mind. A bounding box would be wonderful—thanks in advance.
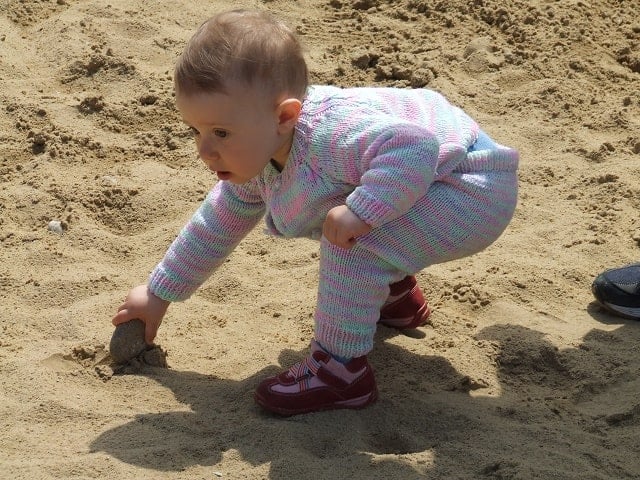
[109,319,148,364]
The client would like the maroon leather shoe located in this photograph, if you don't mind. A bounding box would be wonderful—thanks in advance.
[255,340,378,416]
[379,275,431,329]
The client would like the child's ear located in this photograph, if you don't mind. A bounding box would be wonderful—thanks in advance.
[276,98,302,133]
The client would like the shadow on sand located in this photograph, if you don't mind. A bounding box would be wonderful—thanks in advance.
[91,311,640,479]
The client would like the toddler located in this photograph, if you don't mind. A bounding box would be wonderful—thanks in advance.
[113,9,519,416]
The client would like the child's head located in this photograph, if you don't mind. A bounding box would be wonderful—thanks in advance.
[174,9,309,102]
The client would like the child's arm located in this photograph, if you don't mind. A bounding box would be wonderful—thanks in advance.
[319,95,478,232]
[348,125,445,229]
[149,180,265,302]
[325,120,443,229]
[112,181,265,341]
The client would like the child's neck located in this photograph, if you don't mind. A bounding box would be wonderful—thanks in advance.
[271,131,295,171]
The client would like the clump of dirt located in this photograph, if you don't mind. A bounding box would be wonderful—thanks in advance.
[68,342,168,382]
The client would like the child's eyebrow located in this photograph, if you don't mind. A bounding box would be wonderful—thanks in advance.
[181,118,232,128]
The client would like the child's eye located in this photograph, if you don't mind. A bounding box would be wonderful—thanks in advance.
[214,129,228,138]
[188,126,200,137]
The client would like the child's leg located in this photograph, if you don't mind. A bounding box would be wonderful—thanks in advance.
[254,239,404,416]
[314,167,517,359]
[255,166,517,415]
[314,236,407,359]
[357,170,518,275]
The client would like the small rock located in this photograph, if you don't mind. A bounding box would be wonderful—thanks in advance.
[47,220,64,234]
[109,319,148,364]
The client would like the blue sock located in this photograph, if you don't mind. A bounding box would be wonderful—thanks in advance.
[317,341,352,364]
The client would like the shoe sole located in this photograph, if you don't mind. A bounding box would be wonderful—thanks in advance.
[255,389,378,416]
[596,300,640,320]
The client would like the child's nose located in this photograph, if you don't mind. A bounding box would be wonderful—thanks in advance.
[198,138,218,163]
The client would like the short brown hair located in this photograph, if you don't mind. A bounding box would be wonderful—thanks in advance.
[174,9,308,100]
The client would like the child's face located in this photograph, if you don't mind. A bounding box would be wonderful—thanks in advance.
[176,86,292,184]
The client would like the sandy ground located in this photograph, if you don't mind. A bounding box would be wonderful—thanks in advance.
[1,0,639,479]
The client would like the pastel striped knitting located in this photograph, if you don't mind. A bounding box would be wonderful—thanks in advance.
[149,85,519,358]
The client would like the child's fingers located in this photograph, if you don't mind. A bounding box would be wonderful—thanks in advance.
[329,232,356,249]
[112,308,133,326]
[144,324,157,344]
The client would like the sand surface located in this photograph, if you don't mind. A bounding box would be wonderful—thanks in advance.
[1,0,639,478]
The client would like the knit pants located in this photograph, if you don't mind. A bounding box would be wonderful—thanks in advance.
[314,145,518,359]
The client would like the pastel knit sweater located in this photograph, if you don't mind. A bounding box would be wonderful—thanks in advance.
[149,85,519,358]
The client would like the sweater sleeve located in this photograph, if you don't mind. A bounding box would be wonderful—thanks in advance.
[334,120,442,228]
[148,180,265,302]
[305,87,480,228]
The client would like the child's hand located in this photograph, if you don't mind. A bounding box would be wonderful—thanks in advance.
[112,284,170,344]
[323,205,372,249]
